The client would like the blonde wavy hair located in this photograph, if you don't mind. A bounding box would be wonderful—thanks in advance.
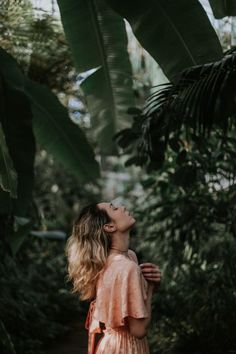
[65,203,112,301]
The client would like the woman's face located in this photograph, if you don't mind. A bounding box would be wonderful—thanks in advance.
[97,202,136,233]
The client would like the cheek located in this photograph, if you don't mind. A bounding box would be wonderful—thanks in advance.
[120,214,134,229]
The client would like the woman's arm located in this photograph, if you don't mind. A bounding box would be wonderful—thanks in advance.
[127,282,155,339]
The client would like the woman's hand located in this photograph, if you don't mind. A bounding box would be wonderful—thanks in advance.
[139,263,162,291]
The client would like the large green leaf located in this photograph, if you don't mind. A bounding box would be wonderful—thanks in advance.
[0,83,35,216]
[0,59,35,215]
[26,79,100,182]
[105,0,223,82]
[115,51,236,171]
[0,122,17,199]
[208,0,236,18]
[57,0,135,154]
[0,47,100,188]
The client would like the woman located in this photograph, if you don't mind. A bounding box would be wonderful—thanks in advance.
[66,201,162,354]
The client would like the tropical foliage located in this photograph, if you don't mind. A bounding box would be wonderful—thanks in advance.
[0,236,82,354]
[0,142,101,354]
[57,0,225,154]
[126,126,236,353]
[0,1,100,209]
[57,0,135,154]
[208,0,236,18]
[114,48,236,171]
[1,0,236,353]
[0,2,100,263]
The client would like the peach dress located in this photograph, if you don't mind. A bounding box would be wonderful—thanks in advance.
[85,249,150,354]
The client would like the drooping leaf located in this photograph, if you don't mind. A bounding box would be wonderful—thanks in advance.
[0,58,35,216]
[115,51,236,171]
[144,50,236,139]
[0,84,35,216]
[208,0,236,18]
[25,79,100,183]
[57,0,135,154]
[0,122,17,199]
[0,47,100,187]
[105,0,223,82]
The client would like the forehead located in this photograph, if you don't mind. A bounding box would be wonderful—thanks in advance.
[97,202,111,210]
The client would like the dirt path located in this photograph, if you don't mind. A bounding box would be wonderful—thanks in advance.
[46,315,88,354]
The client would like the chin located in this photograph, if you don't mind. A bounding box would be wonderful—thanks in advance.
[130,217,136,225]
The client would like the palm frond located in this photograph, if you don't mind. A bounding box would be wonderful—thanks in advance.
[140,48,236,161]
[145,49,236,137]
[115,49,236,171]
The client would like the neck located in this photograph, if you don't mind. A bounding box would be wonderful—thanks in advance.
[109,230,130,254]
[110,247,128,255]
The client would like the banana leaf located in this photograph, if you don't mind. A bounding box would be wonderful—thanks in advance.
[0,78,35,216]
[0,47,100,192]
[208,0,236,18]
[57,0,135,154]
[0,122,17,199]
[114,50,236,171]
[105,0,223,82]
[26,79,100,183]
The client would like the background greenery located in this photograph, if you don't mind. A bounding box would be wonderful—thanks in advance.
[0,0,236,353]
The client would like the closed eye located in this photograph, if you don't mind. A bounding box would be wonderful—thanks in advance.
[110,202,118,210]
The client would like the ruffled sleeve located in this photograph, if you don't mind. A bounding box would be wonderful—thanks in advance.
[128,249,139,264]
[93,258,148,329]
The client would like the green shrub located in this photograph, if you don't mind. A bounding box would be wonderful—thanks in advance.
[147,232,236,354]
[0,236,82,354]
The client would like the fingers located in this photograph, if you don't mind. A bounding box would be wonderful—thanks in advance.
[142,272,161,277]
[141,272,161,280]
[140,263,161,271]
[143,275,161,280]
[140,263,157,268]
[139,263,162,285]
[141,268,161,273]
[140,266,161,274]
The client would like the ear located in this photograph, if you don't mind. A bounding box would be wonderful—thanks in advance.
[103,222,117,233]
